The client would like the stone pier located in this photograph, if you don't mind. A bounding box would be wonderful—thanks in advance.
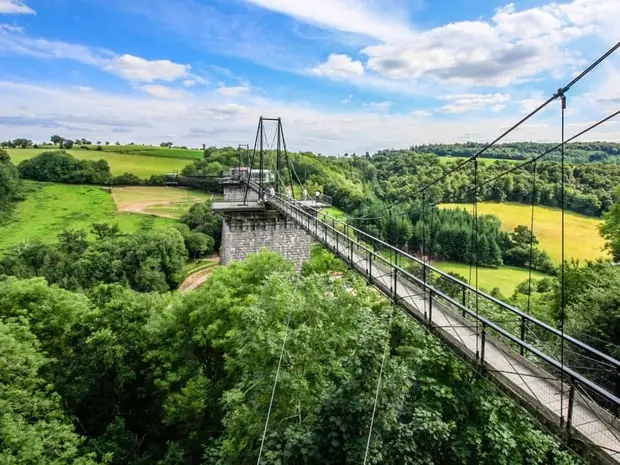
[214,180,312,269]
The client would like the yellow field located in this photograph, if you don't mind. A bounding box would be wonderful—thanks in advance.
[440,202,608,263]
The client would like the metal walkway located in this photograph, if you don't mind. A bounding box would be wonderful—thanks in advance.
[244,182,620,464]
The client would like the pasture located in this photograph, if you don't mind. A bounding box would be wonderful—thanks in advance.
[0,183,176,251]
[6,148,193,178]
[98,144,202,160]
[111,186,216,219]
[433,260,546,296]
[440,202,607,263]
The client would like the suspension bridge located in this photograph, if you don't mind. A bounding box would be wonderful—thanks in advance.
[213,40,620,464]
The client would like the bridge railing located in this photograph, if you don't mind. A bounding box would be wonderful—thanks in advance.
[255,185,620,437]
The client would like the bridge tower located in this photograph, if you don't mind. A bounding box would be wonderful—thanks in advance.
[212,117,321,269]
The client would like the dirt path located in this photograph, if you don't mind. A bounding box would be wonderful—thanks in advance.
[178,257,221,293]
[111,187,209,219]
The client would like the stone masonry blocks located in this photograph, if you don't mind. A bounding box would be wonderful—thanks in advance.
[223,185,259,202]
[220,211,311,270]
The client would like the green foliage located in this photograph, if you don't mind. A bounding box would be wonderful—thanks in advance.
[181,202,222,251]
[0,251,581,464]
[600,188,620,260]
[371,149,620,217]
[184,232,215,259]
[0,320,97,465]
[18,151,113,184]
[0,148,23,225]
[0,226,187,292]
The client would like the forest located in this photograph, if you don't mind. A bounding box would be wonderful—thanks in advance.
[1,141,620,464]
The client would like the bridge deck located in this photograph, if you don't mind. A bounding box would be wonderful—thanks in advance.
[263,192,620,464]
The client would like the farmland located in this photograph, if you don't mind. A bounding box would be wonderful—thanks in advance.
[6,148,194,178]
[432,260,546,296]
[440,202,607,263]
[111,186,216,219]
[0,183,177,251]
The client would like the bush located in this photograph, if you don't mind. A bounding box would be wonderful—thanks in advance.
[113,173,142,185]
[18,151,112,184]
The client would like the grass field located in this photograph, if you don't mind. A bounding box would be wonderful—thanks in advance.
[6,148,194,178]
[440,202,607,263]
[433,261,546,296]
[98,144,202,160]
[0,183,177,251]
[111,186,216,219]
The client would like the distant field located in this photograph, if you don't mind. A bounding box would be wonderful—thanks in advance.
[438,156,517,166]
[98,144,203,160]
[433,261,546,296]
[6,148,193,178]
[0,183,177,251]
[111,186,215,219]
[440,202,607,263]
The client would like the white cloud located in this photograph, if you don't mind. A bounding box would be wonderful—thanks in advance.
[410,110,431,118]
[1,80,619,155]
[245,0,413,41]
[438,93,510,113]
[105,54,190,82]
[141,84,188,99]
[313,54,364,79]
[0,24,111,65]
[0,0,35,14]
[217,85,250,97]
[361,0,618,87]
[79,86,93,92]
[342,94,353,104]
[183,79,197,87]
[0,26,192,84]
[366,101,391,111]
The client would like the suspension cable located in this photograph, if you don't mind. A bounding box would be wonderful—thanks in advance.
[427,109,620,209]
[525,161,538,350]
[257,274,302,464]
[363,308,395,465]
[418,41,620,195]
[559,92,567,426]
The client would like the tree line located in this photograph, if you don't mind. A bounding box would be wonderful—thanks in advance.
[365,150,620,217]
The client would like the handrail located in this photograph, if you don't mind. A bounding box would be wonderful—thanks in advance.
[260,186,620,371]
[262,188,620,407]
[241,178,620,408]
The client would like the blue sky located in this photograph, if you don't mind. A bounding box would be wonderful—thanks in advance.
[1,0,619,154]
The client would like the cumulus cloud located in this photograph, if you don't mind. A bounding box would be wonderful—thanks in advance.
[313,54,364,79]
[357,0,620,87]
[105,54,190,82]
[7,79,614,156]
[141,84,188,99]
[0,0,35,14]
[217,85,250,97]
[438,93,510,113]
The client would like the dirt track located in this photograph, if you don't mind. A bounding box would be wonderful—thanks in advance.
[111,187,209,219]
[178,257,221,293]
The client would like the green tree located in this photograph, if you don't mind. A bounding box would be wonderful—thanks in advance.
[600,188,620,260]
[0,321,97,465]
